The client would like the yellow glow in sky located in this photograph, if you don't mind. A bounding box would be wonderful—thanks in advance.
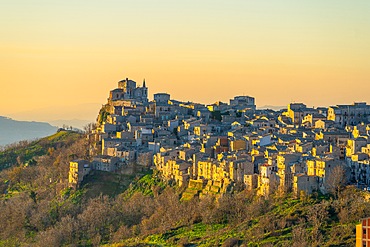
[1,1,370,122]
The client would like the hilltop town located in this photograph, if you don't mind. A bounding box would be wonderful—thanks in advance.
[69,77,370,199]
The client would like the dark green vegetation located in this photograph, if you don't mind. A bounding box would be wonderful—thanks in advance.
[211,110,231,122]
[1,132,370,247]
[97,106,110,125]
[81,171,132,198]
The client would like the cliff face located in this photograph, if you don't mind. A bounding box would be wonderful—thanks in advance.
[0,116,57,146]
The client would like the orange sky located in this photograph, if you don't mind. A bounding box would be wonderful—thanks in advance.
[1,1,370,122]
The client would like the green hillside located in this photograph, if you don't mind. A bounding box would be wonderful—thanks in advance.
[104,187,366,247]
[0,131,369,247]
[0,130,81,170]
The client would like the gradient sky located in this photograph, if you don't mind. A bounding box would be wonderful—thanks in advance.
[1,1,370,122]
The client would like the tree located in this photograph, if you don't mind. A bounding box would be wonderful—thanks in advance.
[83,122,97,134]
[307,201,329,246]
[325,165,348,198]
[292,221,308,247]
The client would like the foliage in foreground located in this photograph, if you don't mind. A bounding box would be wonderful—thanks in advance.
[0,133,369,246]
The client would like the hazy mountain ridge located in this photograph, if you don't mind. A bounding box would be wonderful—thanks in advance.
[48,119,92,130]
[6,103,100,126]
[257,105,286,111]
[0,116,57,146]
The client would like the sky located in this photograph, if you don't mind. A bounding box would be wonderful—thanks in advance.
[1,1,370,123]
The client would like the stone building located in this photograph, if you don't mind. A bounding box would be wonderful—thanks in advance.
[285,103,316,125]
[68,160,91,188]
[258,163,279,197]
[292,174,319,197]
[328,102,370,128]
[106,78,149,114]
[229,96,256,110]
[92,155,120,172]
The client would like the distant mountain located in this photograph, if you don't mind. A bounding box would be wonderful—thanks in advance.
[48,119,93,130]
[6,103,99,131]
[7,103,100,125]
[258,105,286,111]
[0,116,57,146]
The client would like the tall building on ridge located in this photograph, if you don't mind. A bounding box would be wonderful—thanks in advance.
[107,78,149,115]
[229,96,256,110]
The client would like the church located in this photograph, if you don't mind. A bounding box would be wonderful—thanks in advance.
[106,78,149,115]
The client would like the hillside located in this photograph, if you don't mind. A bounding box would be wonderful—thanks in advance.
[0,130,82,170]
[0,131,369,247]
[0,116,57,146]
[98,178,367,247]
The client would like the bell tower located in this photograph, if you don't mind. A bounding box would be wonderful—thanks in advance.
[142,78,148,102]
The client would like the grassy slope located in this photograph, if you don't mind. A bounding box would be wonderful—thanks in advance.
[81,171,138,199]
[80,167,163,199]
[0,131,361,246]
[122,171,167,198]
[105,193,357,247]
[0,130,81,170]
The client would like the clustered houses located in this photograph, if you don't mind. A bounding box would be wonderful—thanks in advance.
[68,78,370,198]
